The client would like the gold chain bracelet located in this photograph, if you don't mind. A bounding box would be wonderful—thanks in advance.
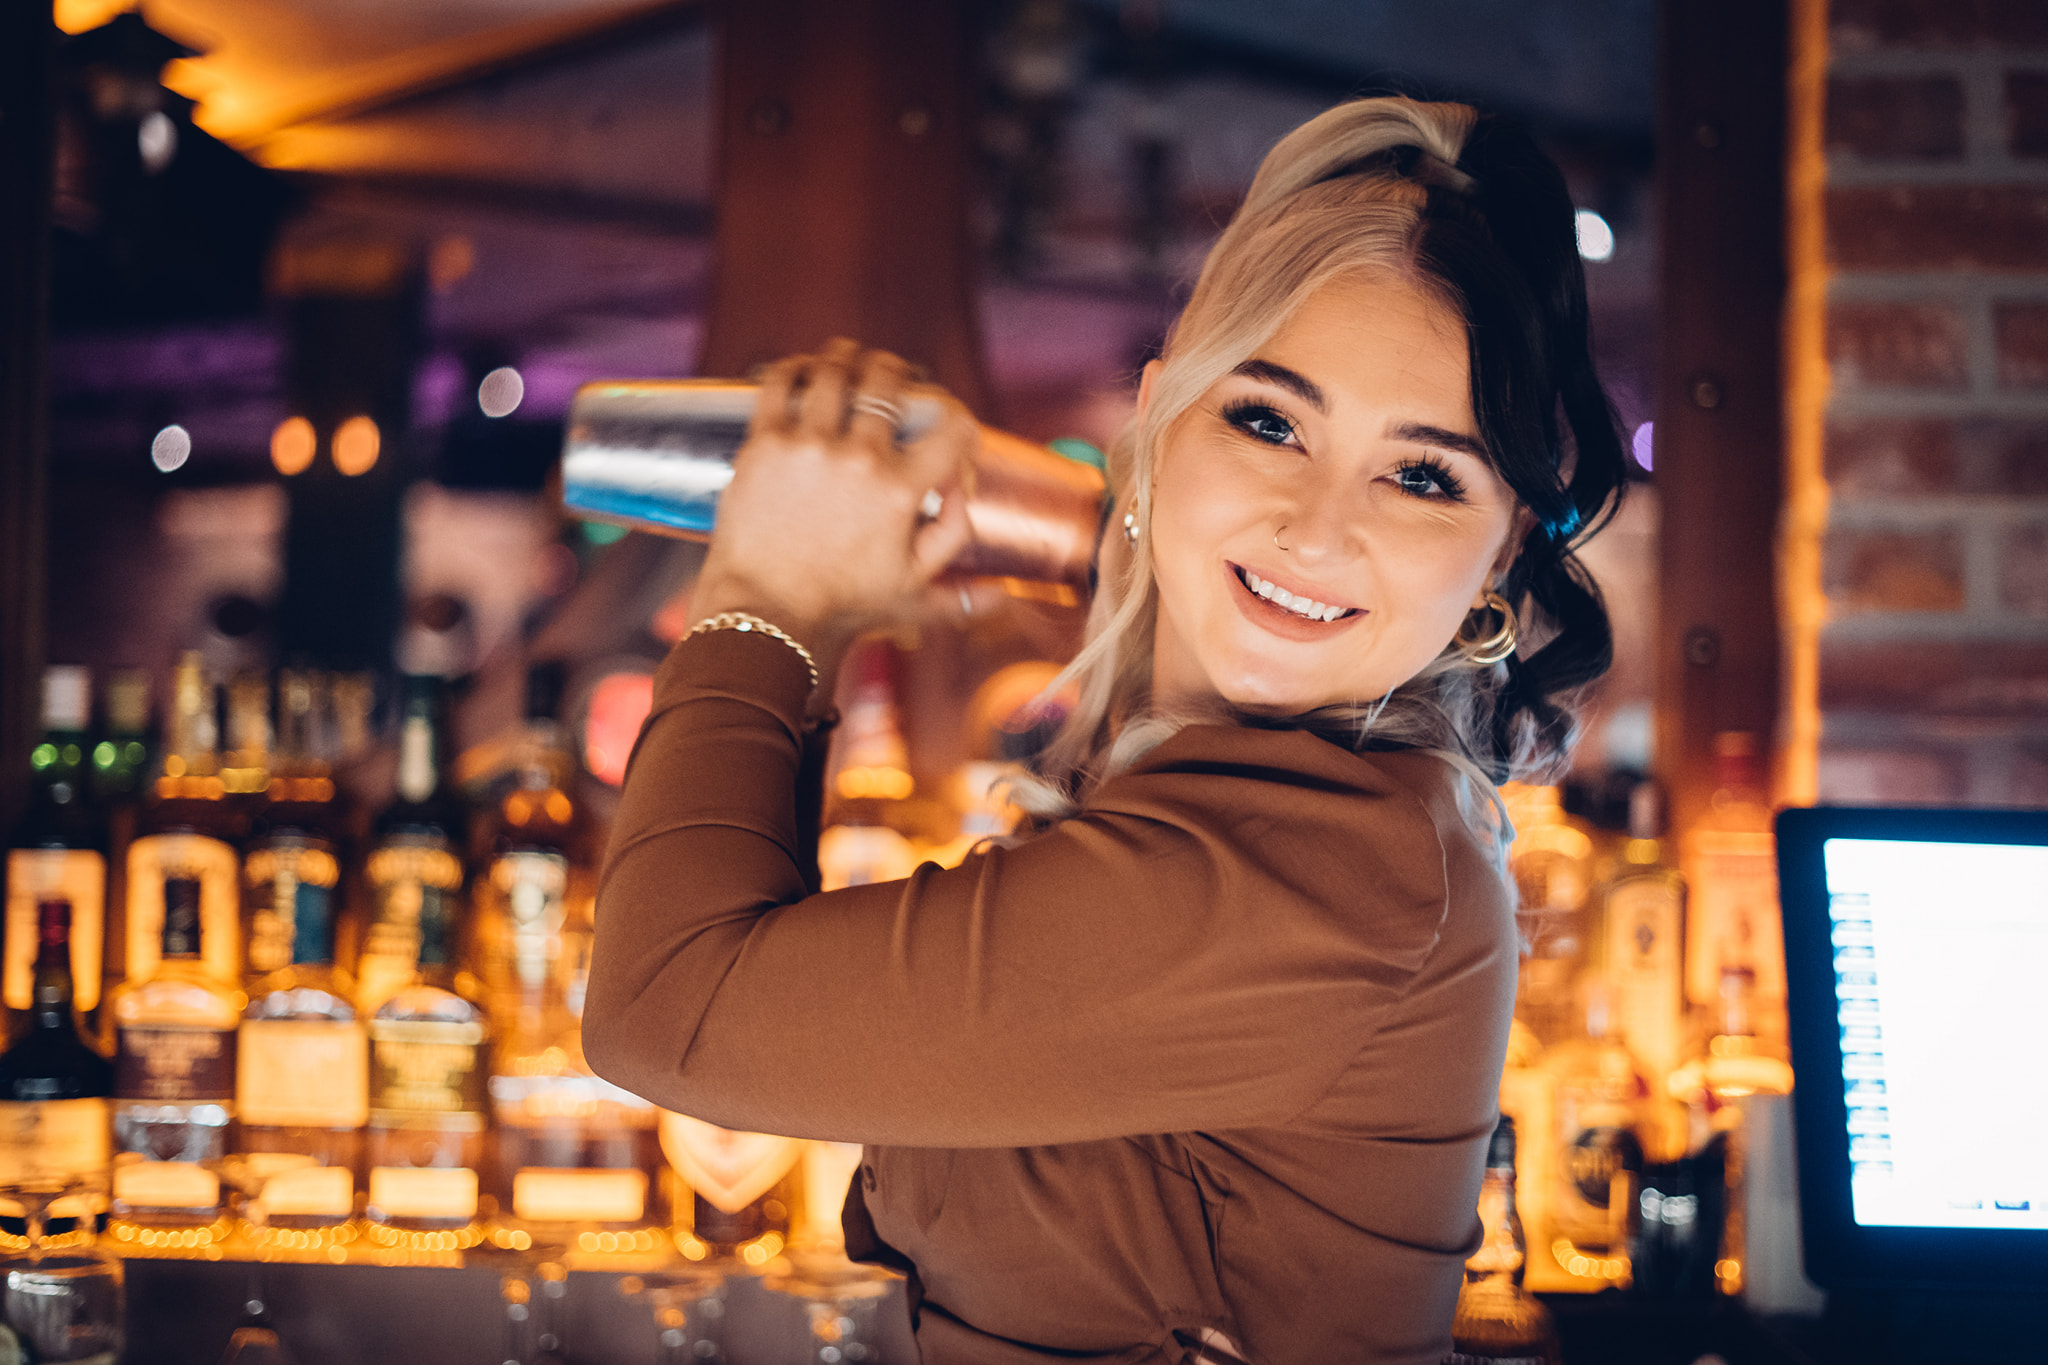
[685,611,819,691]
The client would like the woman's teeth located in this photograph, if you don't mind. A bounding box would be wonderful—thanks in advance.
[1239,567,1352,623]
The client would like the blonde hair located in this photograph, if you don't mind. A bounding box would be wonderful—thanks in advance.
[1013,95,1619,841]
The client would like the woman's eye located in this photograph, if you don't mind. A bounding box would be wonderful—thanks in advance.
[1223,402,1298,447]
[1393,460,1466,500]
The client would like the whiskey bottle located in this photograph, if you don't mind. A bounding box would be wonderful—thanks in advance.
[242,672,341,982]
[0,897,115,1239]
[1449,1118,1561,1365]
[108,869,240,1230]
[126,653,241,989]
[235,849,366,1235]
[356,676,467,1018]
[6,667,108,1027]
[364,883,490,1246]
[474,662,582,1005]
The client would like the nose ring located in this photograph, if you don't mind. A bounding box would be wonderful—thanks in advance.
[1273,525,1290,553]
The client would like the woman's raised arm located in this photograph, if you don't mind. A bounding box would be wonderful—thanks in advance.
[582,626,1455,1149]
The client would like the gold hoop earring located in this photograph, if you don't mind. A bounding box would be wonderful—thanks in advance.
[1456,590,1517,665]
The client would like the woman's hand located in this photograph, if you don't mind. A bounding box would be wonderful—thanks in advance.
[688,339,976,676]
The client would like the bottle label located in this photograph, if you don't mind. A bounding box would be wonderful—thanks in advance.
[367,1019,487,1120]
[0,1098,111,1188]
[253,1163,354,1220]
[112,1158,221,1212]
[115,1025,237,1101]
[490,851,568,990]
[1563,1125,1645,1210]
[1685,830,1785,1007]
[658,1111,802,1216]
[237,1019,369,1128]
[357,840,464,1013]
[126,833,239,985]
[511,1168,647,1223]
[1605,877,1686,1080]
[367,1165,477,1221]
[243,841,339,977]
[4,849,105,1012]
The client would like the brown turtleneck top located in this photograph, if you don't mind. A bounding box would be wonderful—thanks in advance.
[585,628,1518,1364]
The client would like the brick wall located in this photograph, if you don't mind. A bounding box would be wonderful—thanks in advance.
[1813,0,2048,805]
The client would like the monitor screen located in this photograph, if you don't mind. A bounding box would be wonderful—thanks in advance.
[1820,837,2048,1232]
[1779,807,2048,1290]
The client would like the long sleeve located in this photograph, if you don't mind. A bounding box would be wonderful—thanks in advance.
[583,628,1455,1150]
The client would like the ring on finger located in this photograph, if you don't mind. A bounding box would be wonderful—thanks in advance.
[851,393,906,431]
[918,487,945,522]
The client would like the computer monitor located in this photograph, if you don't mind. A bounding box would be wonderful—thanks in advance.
[1777,806,2048,1292]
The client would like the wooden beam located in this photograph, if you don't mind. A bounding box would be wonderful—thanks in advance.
[698,0,987,409]
[0,0,56,830]
[1654,0,1790,839]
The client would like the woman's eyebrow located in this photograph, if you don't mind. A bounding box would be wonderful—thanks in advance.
[1231,359,1327,414]
[1392,421,1489,459]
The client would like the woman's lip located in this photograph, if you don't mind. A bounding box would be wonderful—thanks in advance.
[1224,561,1366,641]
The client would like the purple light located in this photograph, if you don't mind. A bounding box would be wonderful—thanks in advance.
[1632,421,1654,471]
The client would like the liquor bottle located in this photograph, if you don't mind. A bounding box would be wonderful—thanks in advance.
[364,883,490,1246]
[1682,732,1784,1022]
[1541,984,1648,1283]
[6,667,108,1026]
[356,676,467,1018]
[219,671,274,818]
[1601,780,1688,1160]
[243,673,341,982]
[1448,1118,1561,1365]
[108,869,240,1230]
[0,897,115,1237]
[816,642,920,890]
[235,847,365,1236]
[125,653,241,989]
[474,662,582,1005]
[91,668,151,991]
[481,666,662,1249]
[1503,784,1594,1047]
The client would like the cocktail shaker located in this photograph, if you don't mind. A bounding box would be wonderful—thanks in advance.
[561,380,1109,589]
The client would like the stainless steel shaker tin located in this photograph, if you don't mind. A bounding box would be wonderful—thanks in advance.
[560,379,1110,588]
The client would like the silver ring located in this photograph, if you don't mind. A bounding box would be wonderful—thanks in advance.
[918,488,945,521]
[851,393,906,430]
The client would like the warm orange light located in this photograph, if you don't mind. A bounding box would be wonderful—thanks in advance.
[584,672,655,786]
[271,416,316,476]
[333,416,380,476]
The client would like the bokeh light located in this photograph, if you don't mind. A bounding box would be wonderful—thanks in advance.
[270,416,316,476]
[583,671,655,786]
[151,425,191,472]
[1574,209,1615,263]
[333,416,380,476]
[138,111,178,174]
[1632,421,1654,471]
[478,366,524,418]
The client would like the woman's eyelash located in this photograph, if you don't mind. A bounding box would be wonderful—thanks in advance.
[1394,458,1468,501]
[1219,399,1299,446]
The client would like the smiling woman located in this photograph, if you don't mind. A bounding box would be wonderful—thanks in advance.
[587,96,1627,1365]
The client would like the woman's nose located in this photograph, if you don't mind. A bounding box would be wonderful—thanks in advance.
[1275,477,1359,566]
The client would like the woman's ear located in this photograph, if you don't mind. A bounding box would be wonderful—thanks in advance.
[1136,359,1163,418]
